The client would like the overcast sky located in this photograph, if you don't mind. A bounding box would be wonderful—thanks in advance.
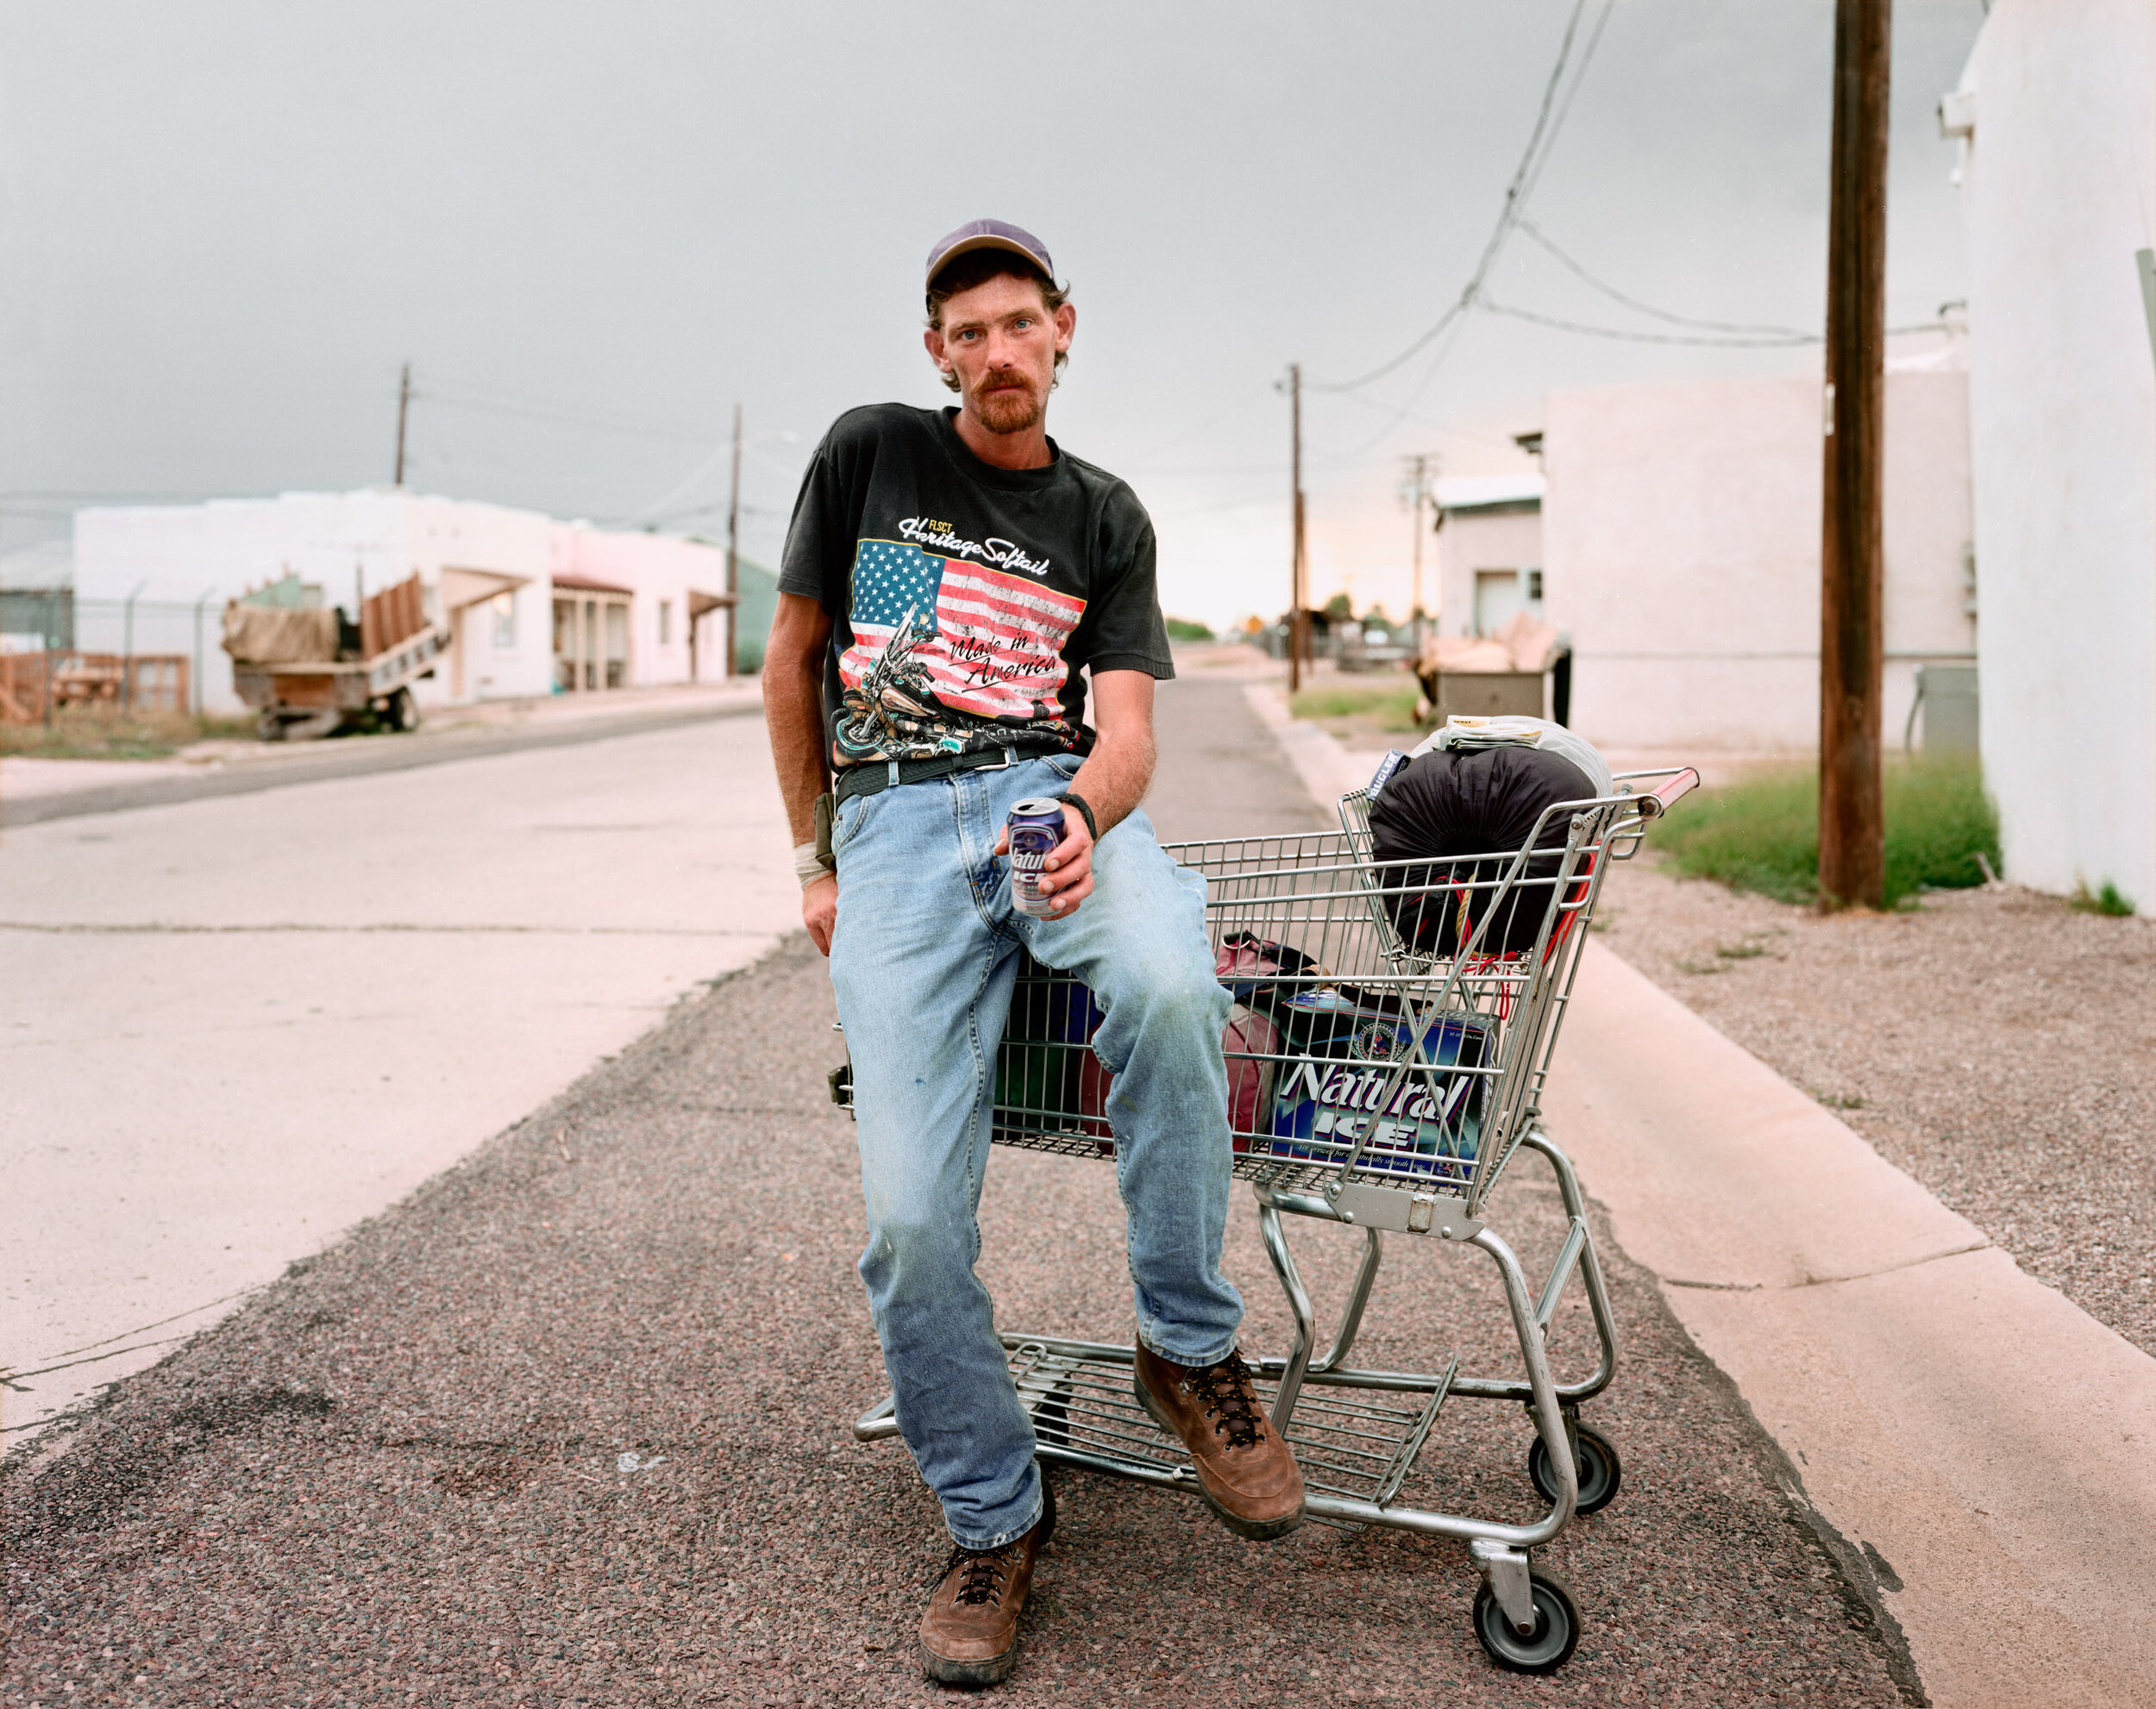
[2,0,1987,626]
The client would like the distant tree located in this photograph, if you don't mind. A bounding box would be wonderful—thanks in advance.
[1322,592,1354,621]
[1362,604,1392,628]
[1164,617,1214,642]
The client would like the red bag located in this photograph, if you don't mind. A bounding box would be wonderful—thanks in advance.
[1069,998,1280,1153]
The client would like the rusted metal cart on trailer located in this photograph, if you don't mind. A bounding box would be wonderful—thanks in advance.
[225,573,446,741]
[832,763,1698,1673]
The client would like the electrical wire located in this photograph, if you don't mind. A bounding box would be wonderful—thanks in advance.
[1308,0,1613,394]
[1514,216,1818,337]
[1479,297,1956,347]
[1476,297,1818,347]
[417,388,728,447]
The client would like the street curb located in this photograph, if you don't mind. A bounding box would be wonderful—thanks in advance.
[1,694,766,829]
[1267,698,2156,1709]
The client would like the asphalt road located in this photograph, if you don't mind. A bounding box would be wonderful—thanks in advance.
[1,689,764,829]
[2,668,1915,1706]
[3,714,797,1445]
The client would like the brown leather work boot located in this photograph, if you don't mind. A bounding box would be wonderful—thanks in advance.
[918,1476,1056,1687]
[1134,1343,1306,1540]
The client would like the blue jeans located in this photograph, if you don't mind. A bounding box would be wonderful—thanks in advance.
[829,754,1243,1549]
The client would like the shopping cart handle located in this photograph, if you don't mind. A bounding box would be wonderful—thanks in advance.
[1631,767,1700,820]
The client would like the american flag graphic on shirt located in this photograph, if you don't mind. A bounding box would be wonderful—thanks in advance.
[833,538,1086,762]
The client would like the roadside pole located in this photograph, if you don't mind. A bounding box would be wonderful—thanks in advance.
[725,403,742,680]
[393,364,411,489]
[1818,0,1890,910]
[122,579,144,711]
[1402,452,1437,648]
[1288,362,1307,694]
[192,586,216,717]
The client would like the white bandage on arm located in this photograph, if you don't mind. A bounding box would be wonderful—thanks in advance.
[795,842,836,888]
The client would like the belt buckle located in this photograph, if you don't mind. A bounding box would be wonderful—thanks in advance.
[975,746,1019,773]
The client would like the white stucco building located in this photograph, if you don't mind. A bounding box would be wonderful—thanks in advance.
[72,490,736,716]
[1945,0,2156,911]
[1535,368,1976,755]
[1433,473,1545,641]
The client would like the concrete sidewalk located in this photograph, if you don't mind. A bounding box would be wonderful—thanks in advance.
[1259,681,2156,1708]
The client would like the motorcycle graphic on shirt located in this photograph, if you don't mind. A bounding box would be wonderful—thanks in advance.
[835,537,1087,766]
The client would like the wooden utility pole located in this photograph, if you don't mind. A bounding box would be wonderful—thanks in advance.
[1403,453,1437,629]
[393,363,411,487]
[1818,0,1890,910]
[724,403,743,679]
[1288,363,1308,693]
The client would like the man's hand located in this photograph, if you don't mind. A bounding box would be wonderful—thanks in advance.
[803,871,837,955]
[993,806,1095,917]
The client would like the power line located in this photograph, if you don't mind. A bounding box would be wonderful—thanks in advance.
[1478,295,1954,347]
[417,388,729,447]
[1507,0,1620,217]
[1476,297,1817,347]
[1328,308,1476,459]
[1309,0,1613,394]
[1514,216,1816,338]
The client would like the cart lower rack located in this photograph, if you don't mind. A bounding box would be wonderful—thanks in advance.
[837,765,1696,1673]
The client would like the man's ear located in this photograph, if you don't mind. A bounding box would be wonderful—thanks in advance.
[1053,301,1076,355]
[924,326,952,379]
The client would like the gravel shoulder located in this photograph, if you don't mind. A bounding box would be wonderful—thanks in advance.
[1592,859,2156,1357]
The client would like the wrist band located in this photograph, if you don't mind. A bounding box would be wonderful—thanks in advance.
[1062,792,1100,842]
[795,842,835,888]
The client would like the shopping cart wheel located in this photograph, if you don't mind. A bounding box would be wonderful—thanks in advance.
[1527,1423,1621,1515]
[1473,1568,1579,1674]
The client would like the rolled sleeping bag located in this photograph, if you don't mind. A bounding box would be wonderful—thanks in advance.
[1367,742,1602,956]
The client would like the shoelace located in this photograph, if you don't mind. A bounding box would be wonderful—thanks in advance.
[944,1544,1016,1606]
[1185,1350,1265,1450]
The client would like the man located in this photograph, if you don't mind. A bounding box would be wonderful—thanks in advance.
[764,219,1305,1687]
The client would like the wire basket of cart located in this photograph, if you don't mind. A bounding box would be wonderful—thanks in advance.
[838,765,1698,1673]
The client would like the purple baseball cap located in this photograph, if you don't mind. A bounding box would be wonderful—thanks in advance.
[924,218,1055,289]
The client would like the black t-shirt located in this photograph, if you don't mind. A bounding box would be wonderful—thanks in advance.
[776,403,1174,769]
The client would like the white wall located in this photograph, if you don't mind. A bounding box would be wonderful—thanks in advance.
[73,491,559,712]
[1956,0,2156,911]
[70,491,730,712]
[560,528,731,686]
[1436,505,1544,639]
[1542,370,1975,754]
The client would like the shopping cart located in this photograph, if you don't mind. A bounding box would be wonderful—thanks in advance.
[833,764,1697,1673]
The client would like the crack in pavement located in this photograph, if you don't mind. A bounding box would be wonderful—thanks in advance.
[1661,1239,1995,1295]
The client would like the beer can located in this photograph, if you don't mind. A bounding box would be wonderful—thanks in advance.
[1006,798,1067,919]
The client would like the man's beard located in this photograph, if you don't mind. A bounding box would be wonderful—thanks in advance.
[971,372,1044,435]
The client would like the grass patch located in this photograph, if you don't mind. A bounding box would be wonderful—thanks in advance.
[1653,758,2000,909]
[0,707,254,761]
[1288,677,1424,734]
[2071,879,2137,917]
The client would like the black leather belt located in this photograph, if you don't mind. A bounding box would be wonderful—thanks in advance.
[832,744,1051,804]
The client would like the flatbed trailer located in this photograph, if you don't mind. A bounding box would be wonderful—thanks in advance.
[228,573,446,741]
